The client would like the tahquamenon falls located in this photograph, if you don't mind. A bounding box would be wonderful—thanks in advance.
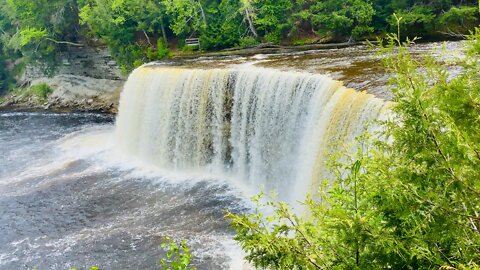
[115,66,390,205]
[1,43,417,268]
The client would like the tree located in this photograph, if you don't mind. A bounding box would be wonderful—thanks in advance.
[252,0,293,43]
[293,0,375,40]
[163,0,207,37]
[438,6,479,35]
[197,0,247,50]
[239,0,259,38]
[0,0,81,73]
[80,0,170,72]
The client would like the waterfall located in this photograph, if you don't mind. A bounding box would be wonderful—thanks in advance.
[115,66,389,204]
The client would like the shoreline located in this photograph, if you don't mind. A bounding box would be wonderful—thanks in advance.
[0,104,116,114]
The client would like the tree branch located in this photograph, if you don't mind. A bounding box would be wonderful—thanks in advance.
[45,37,83,46]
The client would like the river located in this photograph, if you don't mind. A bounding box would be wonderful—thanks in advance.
[0,111,246,269]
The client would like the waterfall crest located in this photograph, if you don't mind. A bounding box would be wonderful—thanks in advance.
[115,66,389,203]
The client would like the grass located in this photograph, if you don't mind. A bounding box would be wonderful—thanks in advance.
[31,83,52,99]
[3,83,53,104]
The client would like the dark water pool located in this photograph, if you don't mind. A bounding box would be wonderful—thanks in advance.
[0,111,246,269]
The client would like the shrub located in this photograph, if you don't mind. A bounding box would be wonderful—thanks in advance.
[238,36,260,48]
[31,83,52,99]
[439,6,479,34]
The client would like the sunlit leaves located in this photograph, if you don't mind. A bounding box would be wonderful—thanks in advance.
[160,238,196,270]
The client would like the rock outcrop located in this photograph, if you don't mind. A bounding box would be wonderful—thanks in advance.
[1,46,125,113]
[34,74,123,113]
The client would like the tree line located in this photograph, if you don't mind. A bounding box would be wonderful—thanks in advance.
[0,0,479,88]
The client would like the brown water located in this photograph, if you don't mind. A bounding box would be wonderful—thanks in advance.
[157,41,463,100]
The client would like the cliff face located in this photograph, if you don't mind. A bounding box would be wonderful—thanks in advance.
[23,46,123,81]
[2,46,125,113]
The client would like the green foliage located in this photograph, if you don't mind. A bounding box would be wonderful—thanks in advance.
[19,27,48,47]
[300,0,376,39]
[0,0,478,78]
[1,0,479,92]
[228,31,480,269]
[439,6,479,33]
[181,45,198,53]
[31,83,52,99]
[197,0,245,50]
[160,238,196,270]
[69,266,100,270]
[371,31,480,268]
[227,156,385,269]
[238,36,260,48]
[0,55,15,93]
[253,0,293,44]
[389,6,436,36]
[0,0,81,74]
[79,0,170,72]
[163,0,206,37]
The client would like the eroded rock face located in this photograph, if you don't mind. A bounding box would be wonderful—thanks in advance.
[33,74,123,113]
[3,46,125,113]
[22,46,123,82]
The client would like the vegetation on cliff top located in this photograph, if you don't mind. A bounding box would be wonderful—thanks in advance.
[0,0,479,88]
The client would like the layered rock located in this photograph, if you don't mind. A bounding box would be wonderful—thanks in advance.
[1,46,125,113]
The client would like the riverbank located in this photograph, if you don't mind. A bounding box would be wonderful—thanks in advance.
[0,74,123,114]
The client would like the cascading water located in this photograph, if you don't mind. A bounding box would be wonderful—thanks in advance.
[115,66,390,205]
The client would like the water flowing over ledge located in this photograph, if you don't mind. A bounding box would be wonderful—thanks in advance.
[115,66,390,204]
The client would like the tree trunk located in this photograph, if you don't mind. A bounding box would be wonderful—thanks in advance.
[160,19,168,45]
[195,0,207,26]
[142,29,152,46]
[245,8,258,37]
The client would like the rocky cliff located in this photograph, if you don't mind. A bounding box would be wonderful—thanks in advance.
[2,46,125,113]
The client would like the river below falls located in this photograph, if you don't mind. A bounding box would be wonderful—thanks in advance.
[0,111,247,269]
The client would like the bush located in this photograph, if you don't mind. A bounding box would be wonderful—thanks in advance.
[181,45,199,53]
[439,6,479,33]
[31,83,52,99]
[264,31,282,44]
[388,6,436,36]
[156,39,170,59]
[238,36,260,48]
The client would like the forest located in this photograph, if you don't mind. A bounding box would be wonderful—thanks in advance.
[0,0,479,87]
